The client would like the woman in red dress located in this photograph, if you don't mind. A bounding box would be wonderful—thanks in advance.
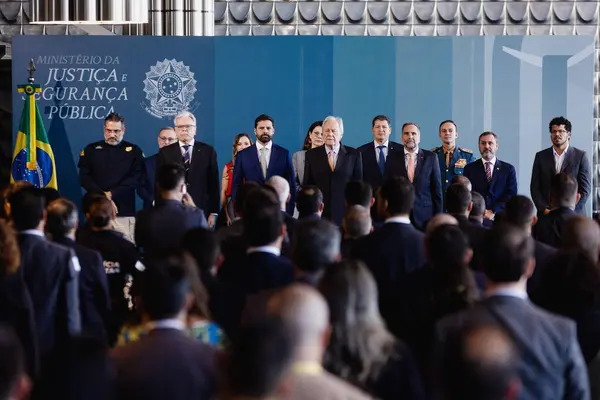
[221,133,253,225]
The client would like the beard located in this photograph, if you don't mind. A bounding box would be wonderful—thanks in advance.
[259,134,272,143]
[106,137,121,146]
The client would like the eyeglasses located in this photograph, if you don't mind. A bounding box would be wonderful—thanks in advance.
[105,129,122,134]
[551,129,567,134]
[175,125,195,131]
[159,136,177,142]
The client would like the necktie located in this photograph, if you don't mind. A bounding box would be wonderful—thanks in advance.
[445,150,452,168]
[377,145,386,175]
[485,162,492,182]
[260,147,268,178]
[407,152,415,182]
[328,151,335,171]
[182,145,191,165]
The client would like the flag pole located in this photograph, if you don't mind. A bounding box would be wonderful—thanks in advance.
[26,59,37,170]
[28,59,35,84]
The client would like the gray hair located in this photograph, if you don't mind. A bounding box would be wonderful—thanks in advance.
[266,176,290,207]
[174,111,197,126]
[323,116,344,137]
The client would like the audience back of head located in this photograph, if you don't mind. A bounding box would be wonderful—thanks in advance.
[451,175,472,192]
[445,183,472,215]
[156,164,186,193]
[88,197,114,229]
[343,205,372,238]
[441,323,519,400]
[470,192,485,220]
[291,219,340,275]
[378,177,414,217]
[46,198,79,239]
[483,225,534,284]
[243,186,284,247]
[345,181,373,208]
[7,187,45,231]
[550,172,578,208]
[296,186,323,218]
[266,176,290,210]
[502,195,536,231]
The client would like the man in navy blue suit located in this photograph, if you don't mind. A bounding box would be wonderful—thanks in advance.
[464,131,517,223]
[231,114,296,214]
[384,122,442,230]
[138,127,178,209]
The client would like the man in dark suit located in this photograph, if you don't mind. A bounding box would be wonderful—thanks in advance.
[156,111,220,228]
[231,114,296,215]
[138,127,178,209]
[464,131,517,223]
[136,164,207,258]
[351,177,426,346]
[7,187,81,397]
[533,173,579,248]
[295,186,324,220]
[436,225,589,399]
[304,116,363,226]
[501,195,557,295]
[357,115,402,194]
[531,116,591,216]
[45,198,111,345]
[384,122,442,230]
[111,254,216,400]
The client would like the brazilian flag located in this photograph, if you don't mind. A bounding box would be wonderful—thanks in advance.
[10,83,58,189]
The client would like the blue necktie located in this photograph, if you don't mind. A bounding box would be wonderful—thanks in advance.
[183,145,191,165]
[377,145,386,175]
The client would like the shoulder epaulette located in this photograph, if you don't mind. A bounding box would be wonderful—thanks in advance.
[431,147,440,152]
[459,148,473,154]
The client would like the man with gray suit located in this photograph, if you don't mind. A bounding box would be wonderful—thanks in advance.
[436,225,590,400]
[530,116,591,216]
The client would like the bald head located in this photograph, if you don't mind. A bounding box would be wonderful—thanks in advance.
[266,176,290,210]
[451,175,472,192]
[268,285,329,347]
[426,213,458,237]
[563,215,600,263]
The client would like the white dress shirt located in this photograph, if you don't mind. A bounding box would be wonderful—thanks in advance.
[374,140,389,163]
[179,141,193,162]
[256,141,273,169]
[385,216,412,225]
[553,145,569,173]
[482,156,497,179]
[404,147,419,169]
[247,245,281,256]
[325,143,341,168]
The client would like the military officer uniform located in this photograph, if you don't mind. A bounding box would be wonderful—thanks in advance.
[78,140,144,242]
[432,145,476,192]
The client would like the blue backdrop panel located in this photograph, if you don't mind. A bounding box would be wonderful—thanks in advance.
[11,35,595,214]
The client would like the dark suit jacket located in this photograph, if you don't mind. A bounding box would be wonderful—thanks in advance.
[384,147,443,230]
[437,295,589,400]
[111,328,216,400]
[304,144,363,226]
[135,199,208,257]
[53,236,111,344]
[464,158,518,213]
[351,222,426,346]
[357,141,402,191]
[137,154,157,210]
[156,141,220,216]
[532,206,577,248]
[17,233,81,358]
[530,146,591,214]
[231,143,296,214]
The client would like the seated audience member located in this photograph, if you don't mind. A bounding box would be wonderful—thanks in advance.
[532,215,600,364]
[0,180,33,220]
[450,175,472,191]
[345,181,374,208]
[219,317,295,400]
[46,198,111,345]
[319,260,425,400]
[341,205,372,258]
[77,196,140,346]
[500,195,557,294]
[111,253,216,400]
[469,191,490,227]
[296,185,324,220]
[267,285,372,400]
[440,323,520,400]
[135,164,207,258]
[437,225,590,399]
[0,326,31,400]
[533,172,578,247]
[291,219,341,286]
[351,177,426,347]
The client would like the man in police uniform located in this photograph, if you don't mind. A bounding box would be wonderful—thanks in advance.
[432,120,476,192]
[78,112,144,242]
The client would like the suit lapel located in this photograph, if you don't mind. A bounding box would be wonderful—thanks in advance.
[412,149,425,182]
[266,145,280,178]
[334,144,347,172]
[251,144,264,178]
[364,144,378,176]
[489,160,502,190]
